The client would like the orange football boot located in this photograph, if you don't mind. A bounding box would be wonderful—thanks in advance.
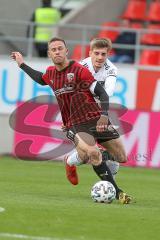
[64,156,79,185]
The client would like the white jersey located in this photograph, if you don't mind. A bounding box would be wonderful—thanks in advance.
[80,57,117,97]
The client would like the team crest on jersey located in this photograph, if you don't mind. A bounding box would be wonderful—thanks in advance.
[67,73,74,82]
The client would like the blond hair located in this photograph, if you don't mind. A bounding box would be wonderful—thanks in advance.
[90,38,112,52]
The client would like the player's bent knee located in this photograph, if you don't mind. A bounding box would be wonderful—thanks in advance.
[87,148,101,166]
[118,154,127,163]
[80,154,89,164]
[76,149,89,163]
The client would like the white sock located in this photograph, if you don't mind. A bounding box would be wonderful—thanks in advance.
[67,151,83,166]
[106,160,120,177]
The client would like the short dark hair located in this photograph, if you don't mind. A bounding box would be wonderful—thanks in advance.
[90,38,112,52]
[48,37,67,47]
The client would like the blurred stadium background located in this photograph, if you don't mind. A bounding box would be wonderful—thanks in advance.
[0,1,160,239]
[0,0,160,168]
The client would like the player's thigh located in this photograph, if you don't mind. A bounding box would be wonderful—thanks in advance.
[75,131,96,152]
[100,137,127,163]
[75,132,100,161]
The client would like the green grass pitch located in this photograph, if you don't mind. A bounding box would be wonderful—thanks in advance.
[0,156,160,240]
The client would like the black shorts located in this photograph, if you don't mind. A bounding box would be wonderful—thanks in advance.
[66,118,119,144]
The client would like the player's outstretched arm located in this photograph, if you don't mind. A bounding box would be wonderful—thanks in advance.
[10,52,46,85]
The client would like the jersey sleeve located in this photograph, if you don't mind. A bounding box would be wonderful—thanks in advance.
[108,67,117,78]
[79,59,83,65]
[105,65,117,96]
[80,67,95,87]
[42,68,50,85]
[104,75,117,96]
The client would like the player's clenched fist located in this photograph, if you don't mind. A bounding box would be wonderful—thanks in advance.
[11,52,24,67]
[96,115,108,132]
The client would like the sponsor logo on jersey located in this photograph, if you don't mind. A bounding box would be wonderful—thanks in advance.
[54,86,74,96]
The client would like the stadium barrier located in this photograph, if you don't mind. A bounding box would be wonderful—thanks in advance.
[1,18,160,62]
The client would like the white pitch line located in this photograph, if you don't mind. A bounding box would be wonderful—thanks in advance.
[0,233,71,240]
[0,207,5,213]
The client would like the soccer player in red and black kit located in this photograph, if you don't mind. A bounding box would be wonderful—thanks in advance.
[11,37,131,203]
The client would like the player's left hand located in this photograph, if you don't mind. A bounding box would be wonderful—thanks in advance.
[96,115,108,132]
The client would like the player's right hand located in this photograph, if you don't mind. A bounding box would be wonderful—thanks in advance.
[11,52,24,67]
[96,115,108,132]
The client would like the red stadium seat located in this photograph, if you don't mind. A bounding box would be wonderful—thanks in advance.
[140,50,160,65]
[158,52,160,65]
[98,22,120,42]
[141,24,160,45]
[147,1,160,22]
[71,44,90,61]
[130,22,143,29]
[121,0,147,21]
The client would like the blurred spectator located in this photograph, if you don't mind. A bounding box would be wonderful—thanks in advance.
[27,0,61,57]
[109,19,136,63]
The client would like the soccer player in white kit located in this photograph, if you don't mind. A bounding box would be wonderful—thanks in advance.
[65,38,127,184]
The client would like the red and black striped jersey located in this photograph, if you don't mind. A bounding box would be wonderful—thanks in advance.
[42,61,101,128]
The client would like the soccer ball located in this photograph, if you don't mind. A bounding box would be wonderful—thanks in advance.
[91,181,116,203]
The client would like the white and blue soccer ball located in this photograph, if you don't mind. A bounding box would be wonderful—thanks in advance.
[91,181,116,203]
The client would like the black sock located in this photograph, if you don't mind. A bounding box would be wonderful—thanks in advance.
[92,161,122,198]
[101,150,116,162]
